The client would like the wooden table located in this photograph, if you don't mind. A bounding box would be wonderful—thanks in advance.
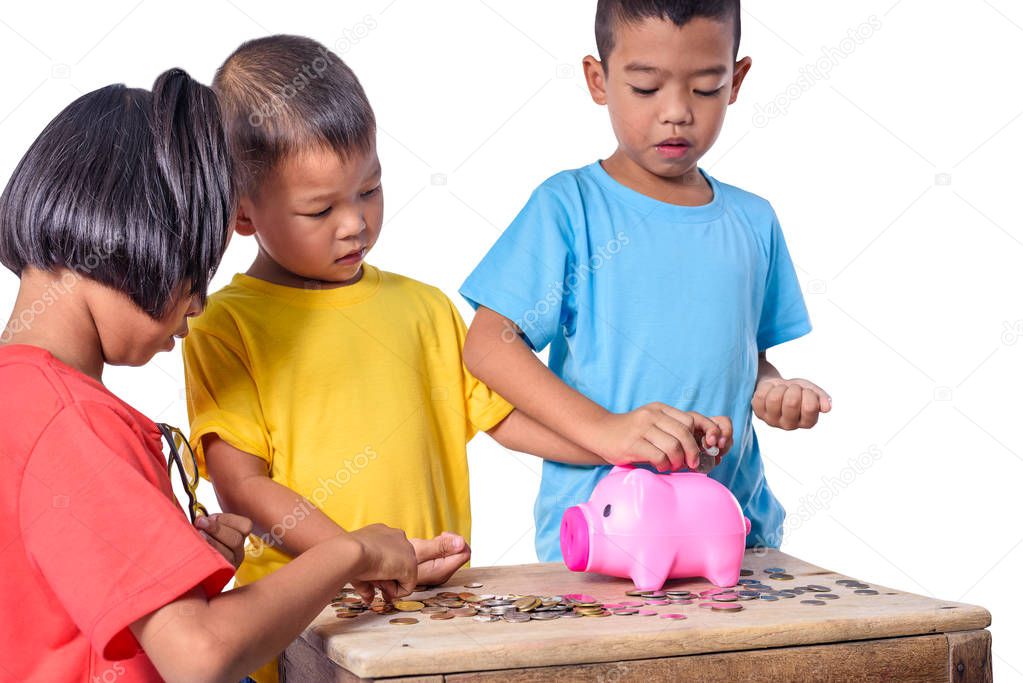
[282,549,992,682]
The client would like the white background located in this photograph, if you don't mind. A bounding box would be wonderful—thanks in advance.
[2,0,1021,678]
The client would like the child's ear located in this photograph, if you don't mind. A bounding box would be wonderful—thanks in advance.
[234,199,257,237]
[728,56,753,105]
[583,55,608,106]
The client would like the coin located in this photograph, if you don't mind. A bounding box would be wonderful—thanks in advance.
[806,585,830,592]
[854,589,879,596]
[800,599,826,606]
[531,611,561,620]
[769,573,794,581]
[815,593,840,600]
[503,612,531,623]
[420,606,448,614]
[613,609,639,616]
[394,600,425,612]
[564,593,598,603]
[624,589,647,597]
[619,601,644,607]
[660,613,687,619]
[559,611,583,618]
[644,599,670,606]
[430,612,455,620]
[450,607,478,617]
[759,595,779,601]
[389,617,419,625]
[711,603,743,613]
[764,567,785,574]
[638,610,657,616]
[514,596,541,612]
[464,582,483,589]
[739,569,753,577]
[738,579,759,586]
[473,614,498,622]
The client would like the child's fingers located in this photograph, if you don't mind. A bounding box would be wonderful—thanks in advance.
[644,424,688,471]
[629,438,672,472]
[687,413,723,447]
[799,389,821,429]
[656,420,701,469]
[214,512,254,537]
[780,384,804,430]
[351,580,376,604]
[199,530,240,567]
[763,383,788,425]
[709,416,733,453]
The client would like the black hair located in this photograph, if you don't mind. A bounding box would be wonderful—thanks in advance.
[213,34,376,197]
[0,68,233,318]
[595,0,741,64]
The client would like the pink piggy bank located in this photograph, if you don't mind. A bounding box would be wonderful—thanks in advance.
[560,465,751,590]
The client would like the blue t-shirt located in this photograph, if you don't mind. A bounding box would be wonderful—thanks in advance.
[460,161,811,562]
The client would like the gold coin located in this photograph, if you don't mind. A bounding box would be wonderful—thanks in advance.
[430,612,455,620]
[459,592,482,602]
[389,617,419,625]
[394,601,425,612]
[514,596,540,612]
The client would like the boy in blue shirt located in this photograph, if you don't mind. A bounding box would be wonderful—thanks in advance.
[460,0,831,562]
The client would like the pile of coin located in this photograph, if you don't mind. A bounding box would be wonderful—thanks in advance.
[329,569,884,625]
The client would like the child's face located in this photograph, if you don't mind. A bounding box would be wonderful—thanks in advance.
[86,281,201,366]
[584,16,751,181]
[237,144,383,287]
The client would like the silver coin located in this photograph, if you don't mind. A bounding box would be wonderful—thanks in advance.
[473,614,498,623]
[759,595,779,601]
[764,567,785,574]
[854,589,879,596]
[800,599,826,606]
[738,579,759,586]
[815,593,840,600]
[503,612,531,623]
[530,611,561,620]
[806,585,830,592]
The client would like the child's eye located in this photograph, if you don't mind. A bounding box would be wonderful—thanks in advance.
[630,86,658,96]
[303,206,332,218]
[360,185,381,199]
[695,87,725,97]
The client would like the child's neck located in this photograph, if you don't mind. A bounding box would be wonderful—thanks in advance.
[602,149,713,207]
[2,268,106,381]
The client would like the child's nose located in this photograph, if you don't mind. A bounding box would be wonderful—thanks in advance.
[334,212,366,241]
[661,96,694,126]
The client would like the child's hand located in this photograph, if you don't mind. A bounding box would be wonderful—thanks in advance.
[349,524,418,598]
[752,378,831,430]
[410,532,472,587]
[597,403,731,471]
[195,513,253,569]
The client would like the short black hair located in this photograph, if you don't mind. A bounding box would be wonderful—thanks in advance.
[213,34,376,197]
[0,68,233,319]
[595,0,741,64]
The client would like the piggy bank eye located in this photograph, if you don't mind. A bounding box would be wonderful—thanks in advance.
[603,504,612,517]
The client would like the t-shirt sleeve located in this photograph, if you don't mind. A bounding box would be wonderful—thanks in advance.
[444,299,514,438]
[757,210,812,351]
[459,184,576,353]
[183,327,272,474]
[18,404,234,661]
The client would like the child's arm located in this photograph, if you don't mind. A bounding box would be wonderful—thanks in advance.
[751,351,831,430]
[130,524,415,683]
[464,306,732,471]
[486,409,606,466]
[204,436,470,590]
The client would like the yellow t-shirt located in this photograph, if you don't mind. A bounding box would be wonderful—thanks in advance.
[183,265,512,681]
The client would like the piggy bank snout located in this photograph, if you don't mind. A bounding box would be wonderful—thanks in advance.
[560,505,591,571]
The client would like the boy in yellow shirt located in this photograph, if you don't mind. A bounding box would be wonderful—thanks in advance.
[185,34,730,682]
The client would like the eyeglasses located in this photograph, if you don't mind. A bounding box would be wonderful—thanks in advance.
[157,423,208,524]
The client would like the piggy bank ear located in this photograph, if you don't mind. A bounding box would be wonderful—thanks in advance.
[622,467,669,488]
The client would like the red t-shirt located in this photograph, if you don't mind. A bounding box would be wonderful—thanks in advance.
[0,345,235,682]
